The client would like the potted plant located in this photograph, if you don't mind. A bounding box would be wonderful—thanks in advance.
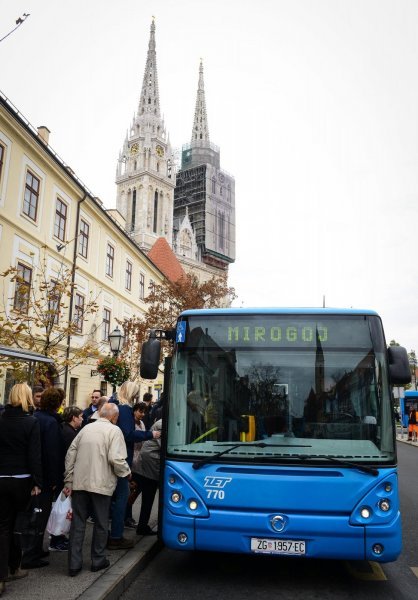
[97,355,131,388]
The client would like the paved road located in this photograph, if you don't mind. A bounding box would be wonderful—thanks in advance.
[121,441,418,600]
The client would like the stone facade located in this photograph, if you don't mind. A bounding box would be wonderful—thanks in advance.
[116,22,236,284]
[115,20,175,253]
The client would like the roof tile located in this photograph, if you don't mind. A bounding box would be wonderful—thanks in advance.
[148,238,186,283]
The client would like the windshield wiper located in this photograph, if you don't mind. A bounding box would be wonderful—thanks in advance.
[192,442,312,470]
[295,454,378,476]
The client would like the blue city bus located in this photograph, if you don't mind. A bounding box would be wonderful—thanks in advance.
[401,390,418,428]
[140,308,410,562]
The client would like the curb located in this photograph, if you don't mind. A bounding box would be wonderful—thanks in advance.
[396,436,418,447]
[77,537,162,600]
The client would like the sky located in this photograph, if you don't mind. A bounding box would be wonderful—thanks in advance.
[1,0,418,351]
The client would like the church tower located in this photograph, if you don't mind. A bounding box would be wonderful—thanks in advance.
[116,19,175,251]
[173,60,236,279]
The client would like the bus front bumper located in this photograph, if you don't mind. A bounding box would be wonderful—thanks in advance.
[162,509,401,563]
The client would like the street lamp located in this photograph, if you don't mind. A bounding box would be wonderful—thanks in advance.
[108,326,125,357]
[108,326,125,394]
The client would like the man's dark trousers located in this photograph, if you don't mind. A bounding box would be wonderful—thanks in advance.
[68,491,111,570]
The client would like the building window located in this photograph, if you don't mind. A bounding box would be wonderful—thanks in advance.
[102,307,111,341]
[211,177,216,194]
[139,273,145,300]
[78,219,89,258]
[106,243,114,278]
[153,191,158,233]
[69,378,78,406]
[23,170,40,221]
[218,212,225,251]
[48,279,60,325]
[125,260,132,291]
[131,190,136,232]
[13,262,32,313]
[74,293,85,333]
[0,143,5,183]
[54,197,67,241]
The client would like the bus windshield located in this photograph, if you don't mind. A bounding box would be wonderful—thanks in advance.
[167,313,395,465]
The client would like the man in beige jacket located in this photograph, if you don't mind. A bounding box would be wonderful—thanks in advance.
[64,403,130,577]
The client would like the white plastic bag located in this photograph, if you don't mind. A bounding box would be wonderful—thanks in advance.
[46,491,72,536]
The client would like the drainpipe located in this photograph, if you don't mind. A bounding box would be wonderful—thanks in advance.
[64,194,87,398]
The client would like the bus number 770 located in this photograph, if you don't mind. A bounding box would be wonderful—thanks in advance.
[206,489,225,499]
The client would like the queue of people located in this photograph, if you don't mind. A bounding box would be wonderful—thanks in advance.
[0,381,163,593]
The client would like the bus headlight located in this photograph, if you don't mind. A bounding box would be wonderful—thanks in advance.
[350,472,398,526]
[378,499,390,512]
[188,499,198,511]
[165,466,209,517]
[171,492,182,503]
[360,507,371,519]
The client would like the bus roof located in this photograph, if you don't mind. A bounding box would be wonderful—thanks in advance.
[179,307,379,317]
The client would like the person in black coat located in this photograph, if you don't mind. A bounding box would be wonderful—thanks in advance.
[81,390,101,426]
[149,392,164,425]
[61,407,83,452]
[22,387,66,567]
[0,383,42,594]
[141,392,154,430]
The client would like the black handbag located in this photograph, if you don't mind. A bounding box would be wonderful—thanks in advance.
[14,495,44,549]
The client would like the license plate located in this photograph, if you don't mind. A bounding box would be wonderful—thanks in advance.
[251,538,306,555]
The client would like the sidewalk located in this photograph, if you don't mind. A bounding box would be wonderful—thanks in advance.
[4,496,161,600]
[397,428,418,447]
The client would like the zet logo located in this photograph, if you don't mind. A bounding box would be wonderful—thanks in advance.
[204,476,232,489]
[203,476,232,500]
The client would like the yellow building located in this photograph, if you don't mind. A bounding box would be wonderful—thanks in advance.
[0,90,165,409]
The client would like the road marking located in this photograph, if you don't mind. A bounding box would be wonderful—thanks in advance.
[344,560,387,580]
[410,567,418,578]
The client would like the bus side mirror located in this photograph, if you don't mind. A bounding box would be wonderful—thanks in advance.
[388,346,411,385]
[140,333,161,380]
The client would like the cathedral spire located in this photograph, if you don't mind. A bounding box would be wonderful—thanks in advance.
[191,59,210,143]
[138,18,160,119]
[116,17,175,254]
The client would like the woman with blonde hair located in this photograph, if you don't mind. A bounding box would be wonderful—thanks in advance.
[107,381,160,550]
[118,381,140,405]
[0,383,42,595]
